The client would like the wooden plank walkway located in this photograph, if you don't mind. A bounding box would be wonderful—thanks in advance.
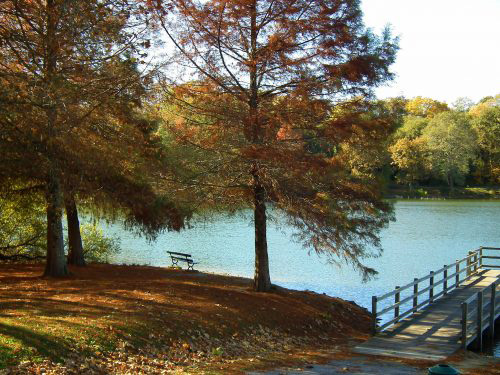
[354,268,500,360]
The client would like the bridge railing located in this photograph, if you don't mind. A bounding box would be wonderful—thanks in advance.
[479,246,500,269]
[461,277,500,351]
[371,246,500,334]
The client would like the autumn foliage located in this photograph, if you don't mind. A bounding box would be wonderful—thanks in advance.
[0,0,187,275]
[151,0,399,290]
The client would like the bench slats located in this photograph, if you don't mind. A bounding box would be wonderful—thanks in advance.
[167,251,198,270]
[167,251,192,257]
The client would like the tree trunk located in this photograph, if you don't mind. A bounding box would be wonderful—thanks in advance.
[252,173,271,292]
[448,172,454,192]
[65,194,85,266]
[249,0,270,292]
[44,170,69,277]
[43,0,68,277]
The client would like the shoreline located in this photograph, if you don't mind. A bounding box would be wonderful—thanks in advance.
[385,186,500,200]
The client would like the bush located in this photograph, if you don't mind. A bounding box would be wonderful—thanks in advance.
[79,223,121,263]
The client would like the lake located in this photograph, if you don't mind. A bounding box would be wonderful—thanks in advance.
[105,200,500,355]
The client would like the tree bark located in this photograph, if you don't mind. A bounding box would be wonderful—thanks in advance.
[65,194,85,266]
[252,172,272,292]
[44,169,69,277]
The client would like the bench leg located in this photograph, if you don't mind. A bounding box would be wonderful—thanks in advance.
[187,263,194,271]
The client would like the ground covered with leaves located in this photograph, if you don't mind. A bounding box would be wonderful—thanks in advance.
[0,263,374,374]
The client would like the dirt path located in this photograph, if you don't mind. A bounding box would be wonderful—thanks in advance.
[248,352,499,375]
[248,356,422,374]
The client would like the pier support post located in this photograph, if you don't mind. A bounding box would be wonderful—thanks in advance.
[395,286,400,322]
[467,252,472,277]
[443,265,448,294]
[461,302,468,350]
[477,291,483,351]
[490,282,496,346]
[371,296,377,335]
[413,278,418,310]
[429,271,434,303]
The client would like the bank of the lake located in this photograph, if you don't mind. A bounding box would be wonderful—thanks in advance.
[386,186,500,200]
[107,200,500,356]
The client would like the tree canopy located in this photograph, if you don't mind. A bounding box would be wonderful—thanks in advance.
[0,0,187,275]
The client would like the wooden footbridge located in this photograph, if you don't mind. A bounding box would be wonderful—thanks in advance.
[354,246,500,360]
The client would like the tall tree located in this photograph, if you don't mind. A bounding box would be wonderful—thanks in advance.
[389,137,428,191]
[152,0,398,291]
[0,0,184,276]
[470,99,500,183]
[422,111,477,189]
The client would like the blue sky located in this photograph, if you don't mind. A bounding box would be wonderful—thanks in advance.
[361,0,500,104]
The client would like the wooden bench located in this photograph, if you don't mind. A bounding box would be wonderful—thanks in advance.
[167,251,199,270]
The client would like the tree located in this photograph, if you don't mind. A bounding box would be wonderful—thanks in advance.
[470,102,500,183]
[0,0,186,276]
[152,0,398,291]
[393,116,429,140]
[405,97,449,118]
[389,137,428,190]
[451,97,474,113]
[379,97,409,129]
[422,111,477,189]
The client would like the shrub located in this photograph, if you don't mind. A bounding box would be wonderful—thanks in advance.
[79,223,121,263]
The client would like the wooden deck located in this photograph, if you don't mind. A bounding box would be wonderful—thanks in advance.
[354,268,500,360]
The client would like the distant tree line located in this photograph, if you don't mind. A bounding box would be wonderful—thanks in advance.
[384,95,500,191]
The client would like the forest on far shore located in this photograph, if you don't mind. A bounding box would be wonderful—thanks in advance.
[352,95,500,195]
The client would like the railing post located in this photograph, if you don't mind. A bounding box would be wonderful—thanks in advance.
[479,247,483,269]
[429,271,434,303]
[371,296,377,335]
[477,291,483,351]
[413,278,418,309]
[490,282,496,346]
[461,302,468,350]
[394,286,400,322]
[443,265,448,294]
[467,251,472,277]
[455,259,460,287]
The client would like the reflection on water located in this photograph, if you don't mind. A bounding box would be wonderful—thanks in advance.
[104,200,500,357]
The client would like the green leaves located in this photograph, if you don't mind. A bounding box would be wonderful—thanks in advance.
[0,185,46,260]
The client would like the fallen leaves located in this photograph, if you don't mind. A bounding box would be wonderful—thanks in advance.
[0,264,372,374]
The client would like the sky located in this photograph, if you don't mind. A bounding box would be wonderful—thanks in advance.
[361,0,500,104]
